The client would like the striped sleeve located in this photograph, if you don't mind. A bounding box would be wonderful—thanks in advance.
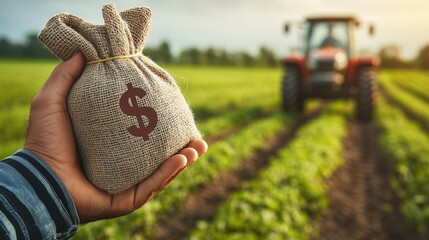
[0,149,79,240]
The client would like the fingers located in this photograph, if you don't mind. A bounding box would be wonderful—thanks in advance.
[159,147,198,188]
[122,139,208,211]
[179,147,199,165]
[105,154,187,217]
[187,139,208,156]
[161,140,208,188]
[41,52,85,100]
[133,154,187,208]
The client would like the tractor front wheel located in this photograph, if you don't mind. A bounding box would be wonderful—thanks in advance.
[356,67,378,121]
[282,67,303,112]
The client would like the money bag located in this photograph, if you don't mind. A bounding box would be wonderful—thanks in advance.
[38,3,201,194]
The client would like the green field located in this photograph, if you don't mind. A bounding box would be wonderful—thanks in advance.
[0,60,59,157]
[1,60,429,239]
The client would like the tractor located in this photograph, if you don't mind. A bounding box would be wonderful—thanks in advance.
[282,16,379,121]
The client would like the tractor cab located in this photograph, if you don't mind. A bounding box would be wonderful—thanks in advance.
[282,16,379,121]
[306,17,355,58]
[304,17,357,97]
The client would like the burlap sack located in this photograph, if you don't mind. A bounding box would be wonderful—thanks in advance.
[38,3,201,194]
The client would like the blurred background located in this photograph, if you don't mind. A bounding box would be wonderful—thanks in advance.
[2,0,429,66]
[1,1,429,240]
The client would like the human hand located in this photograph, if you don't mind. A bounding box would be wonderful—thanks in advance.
[24,53,208,223]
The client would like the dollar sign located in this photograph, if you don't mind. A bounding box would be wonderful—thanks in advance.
[119,83,158,141]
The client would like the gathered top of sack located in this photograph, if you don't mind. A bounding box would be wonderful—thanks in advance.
[39,3,151,62]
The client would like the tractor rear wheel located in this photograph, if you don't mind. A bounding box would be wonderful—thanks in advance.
[356,67,378,121]
[282,67,303,112]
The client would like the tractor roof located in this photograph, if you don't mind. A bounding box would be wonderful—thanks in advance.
[306,16,359,24]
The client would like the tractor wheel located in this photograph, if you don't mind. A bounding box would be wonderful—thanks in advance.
[282,67,303,112]
[356,67,378,121]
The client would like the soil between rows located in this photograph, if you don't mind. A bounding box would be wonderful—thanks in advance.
[149,106,324,240]
[148,104,425,240]
[314,121,421,240]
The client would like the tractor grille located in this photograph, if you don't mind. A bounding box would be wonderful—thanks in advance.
[316,60,335,71]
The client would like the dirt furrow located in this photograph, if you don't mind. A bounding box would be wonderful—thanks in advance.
[150,106,324,240]
[315,121,421,240]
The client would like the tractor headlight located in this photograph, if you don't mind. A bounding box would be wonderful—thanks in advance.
[334,52,347,70]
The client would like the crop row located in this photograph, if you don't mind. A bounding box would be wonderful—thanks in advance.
[388,70,429,90]
[75,112,297,239]
[188,102,350,239]
[379,73,429,128]
[387,71,429,103]
[198,98,320,141]
[377,99,429,231]
[198,106,273,141]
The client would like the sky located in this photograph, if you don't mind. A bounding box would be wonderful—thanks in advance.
[1,0,428,59]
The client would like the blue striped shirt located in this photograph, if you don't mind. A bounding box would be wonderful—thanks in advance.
[0,149,79,239]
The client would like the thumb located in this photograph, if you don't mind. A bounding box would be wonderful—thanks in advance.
[41,52,85,99]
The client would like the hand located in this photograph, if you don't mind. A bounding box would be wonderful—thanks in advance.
[24,53,208,223]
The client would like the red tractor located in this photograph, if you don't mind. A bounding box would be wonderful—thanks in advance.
[282,16,379,121]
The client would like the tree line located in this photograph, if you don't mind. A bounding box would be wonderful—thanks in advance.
[0,34,278,67]
[378,44,429,69]
[145,41,278,67]
[0,34,55,59]
[2,33,429,69]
